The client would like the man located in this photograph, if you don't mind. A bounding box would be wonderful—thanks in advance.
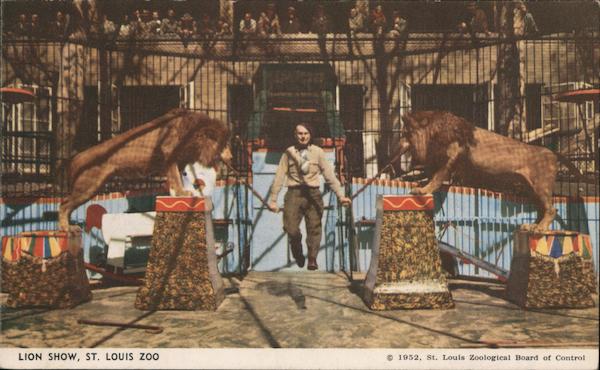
[268,124,351,270]
[147,11,162,36]
[161,9,179,36]
[389,10,407,38]
[370,4,386,36]
[238,12,257,51]
[283,6,302,34]
[101,14,116,36]
[514,2,538,36]
[239,12,257,35]
[311,4,331,34]
[14,14,29,37]
[49,11,67,38]
[459,2,489,35]
[348,6,365,35]
[30,14,43,38]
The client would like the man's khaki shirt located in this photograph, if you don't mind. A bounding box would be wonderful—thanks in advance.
[269,144,345,203]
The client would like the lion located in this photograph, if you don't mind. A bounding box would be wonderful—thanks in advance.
[394,111,586,232]
[58,108,232,231]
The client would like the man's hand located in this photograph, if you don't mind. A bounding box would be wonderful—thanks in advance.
[339,196,352,207]
[267,201,280,213]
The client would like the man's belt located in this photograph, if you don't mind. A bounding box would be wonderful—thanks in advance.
[288,185,319,190]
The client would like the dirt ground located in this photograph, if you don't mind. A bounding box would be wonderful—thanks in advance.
[1,272,598,348]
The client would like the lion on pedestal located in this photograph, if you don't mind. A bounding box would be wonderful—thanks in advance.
[394,111,587,232]
[58,109,231,231]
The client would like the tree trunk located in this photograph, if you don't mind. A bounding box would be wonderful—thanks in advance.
[495,3,525,137]
[374,40,393,172]
[55,0,101,190]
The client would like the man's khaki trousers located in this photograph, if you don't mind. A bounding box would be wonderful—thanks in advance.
[282,187,324,260]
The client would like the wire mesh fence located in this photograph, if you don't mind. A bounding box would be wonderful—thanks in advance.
[1,33,598,199]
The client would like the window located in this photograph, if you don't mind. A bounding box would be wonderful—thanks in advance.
[525,84,542,131]
[119,86,180,131]
[340,85,365,178]
[411,84,489,128]
[1,85,53,178]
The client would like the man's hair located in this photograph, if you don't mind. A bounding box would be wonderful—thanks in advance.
[294,122,315,143]
[295,122,314,135]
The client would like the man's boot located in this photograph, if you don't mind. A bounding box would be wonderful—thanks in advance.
[307,257,318,271]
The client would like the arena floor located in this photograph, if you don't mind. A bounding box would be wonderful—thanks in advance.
[1,272,598,348]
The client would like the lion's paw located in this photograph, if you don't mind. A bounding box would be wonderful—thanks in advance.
[175,190,194,197]
[519,224,547,234]
[410,187,426,195]
[67,225,82,235]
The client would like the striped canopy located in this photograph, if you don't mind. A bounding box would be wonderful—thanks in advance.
[529,233,593,259]
[2,234,68,261]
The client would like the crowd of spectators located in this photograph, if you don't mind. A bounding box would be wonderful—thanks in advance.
[236,2,410,42]
[5,8,232,40]
[5,2,540,41]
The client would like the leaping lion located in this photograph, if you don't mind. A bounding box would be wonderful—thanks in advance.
[58,108,232,231]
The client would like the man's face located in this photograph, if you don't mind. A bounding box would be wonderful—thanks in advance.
[295,125,311,146]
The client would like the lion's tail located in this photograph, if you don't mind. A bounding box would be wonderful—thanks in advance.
[554,152,597,184]
[52,157,72,195]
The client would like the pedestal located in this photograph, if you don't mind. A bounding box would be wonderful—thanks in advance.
[1,229,91,308]
[364,195,454,310]
[507,230,596,309]
[135,196,224,310]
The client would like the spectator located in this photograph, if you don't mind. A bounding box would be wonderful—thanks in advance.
[239,12,256,51]
[139,9,152,37]
[132,9,143,32]
[459,2,489,34]
[30,14,43,38]
[266,3,281,35]
[49,11,67,37]
[119,15,134,38]
[311,4,331,34]
[101,14,116,36]
[389,10,407,38]
[239,12,257,36]
[283,6,302,34]
[14,14,29,36]
[514,2,538,36]
[257,12,270,36]
[133,9,142,23]
[198,13,215,37]
[217,17,231,36]
[147,11,162,36]
[348,7,365,35]
[161,9,179,36]
[370,4,387,36]
[179,13,196,39]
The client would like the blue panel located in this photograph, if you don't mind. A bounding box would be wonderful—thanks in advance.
[249,150,339,271]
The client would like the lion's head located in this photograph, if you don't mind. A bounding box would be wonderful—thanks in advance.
[179,113,232,168]
[401,111,475,167]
